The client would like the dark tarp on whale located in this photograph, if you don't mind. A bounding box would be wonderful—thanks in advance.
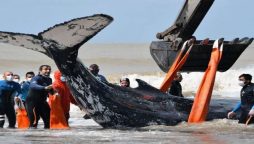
[0,14,232,128]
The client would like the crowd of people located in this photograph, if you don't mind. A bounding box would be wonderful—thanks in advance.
[0,63,131,129]
[0,64,77,129]
[1,63,254,128]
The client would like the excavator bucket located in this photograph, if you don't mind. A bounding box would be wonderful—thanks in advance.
[151,0,253,72]
[150,38,253,72]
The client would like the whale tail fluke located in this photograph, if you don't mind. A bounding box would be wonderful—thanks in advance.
[0,14,113,62]
[39,14,113,49]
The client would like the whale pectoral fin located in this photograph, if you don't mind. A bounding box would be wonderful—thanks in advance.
[0,31,48,56]
[39,14,113,48]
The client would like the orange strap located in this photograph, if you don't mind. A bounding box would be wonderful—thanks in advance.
[188,40,223,123]
[14,98,30,129]
[160,41,193,92]
[17,108,30,129]
[49,93,69,129]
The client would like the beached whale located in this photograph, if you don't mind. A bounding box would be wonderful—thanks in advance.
[0,14,231,128]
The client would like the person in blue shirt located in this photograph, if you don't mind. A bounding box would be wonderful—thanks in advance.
[228,74,254,124]
[0,71,22,128]
[20,71,35,105]
[89,64,108,83]
[13,74,21,84]
[25,65,53,129]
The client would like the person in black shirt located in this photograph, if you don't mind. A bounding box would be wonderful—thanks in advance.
[168,72,183,97]
[228,74,254,124]
[25,65,53,128]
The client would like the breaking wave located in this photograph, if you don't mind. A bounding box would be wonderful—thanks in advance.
[122,65,254,98]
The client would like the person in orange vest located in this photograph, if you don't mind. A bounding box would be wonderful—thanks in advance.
[52,70,77,125]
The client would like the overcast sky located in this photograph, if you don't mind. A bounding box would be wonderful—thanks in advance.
[0,0,253,43]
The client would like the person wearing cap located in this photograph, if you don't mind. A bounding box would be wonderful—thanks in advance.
[89,64,108,83]
[168,72,184,97]
[120,78,130,87]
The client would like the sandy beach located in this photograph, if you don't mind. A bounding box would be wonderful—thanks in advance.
[0,42,253,75]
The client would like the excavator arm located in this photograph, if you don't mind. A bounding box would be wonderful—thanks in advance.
[151,0,253,72]
[156,0,214,42]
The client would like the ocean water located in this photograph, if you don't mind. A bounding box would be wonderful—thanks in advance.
[0,43,254,143]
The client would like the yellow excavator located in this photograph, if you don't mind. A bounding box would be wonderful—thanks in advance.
[150,0,253,72]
